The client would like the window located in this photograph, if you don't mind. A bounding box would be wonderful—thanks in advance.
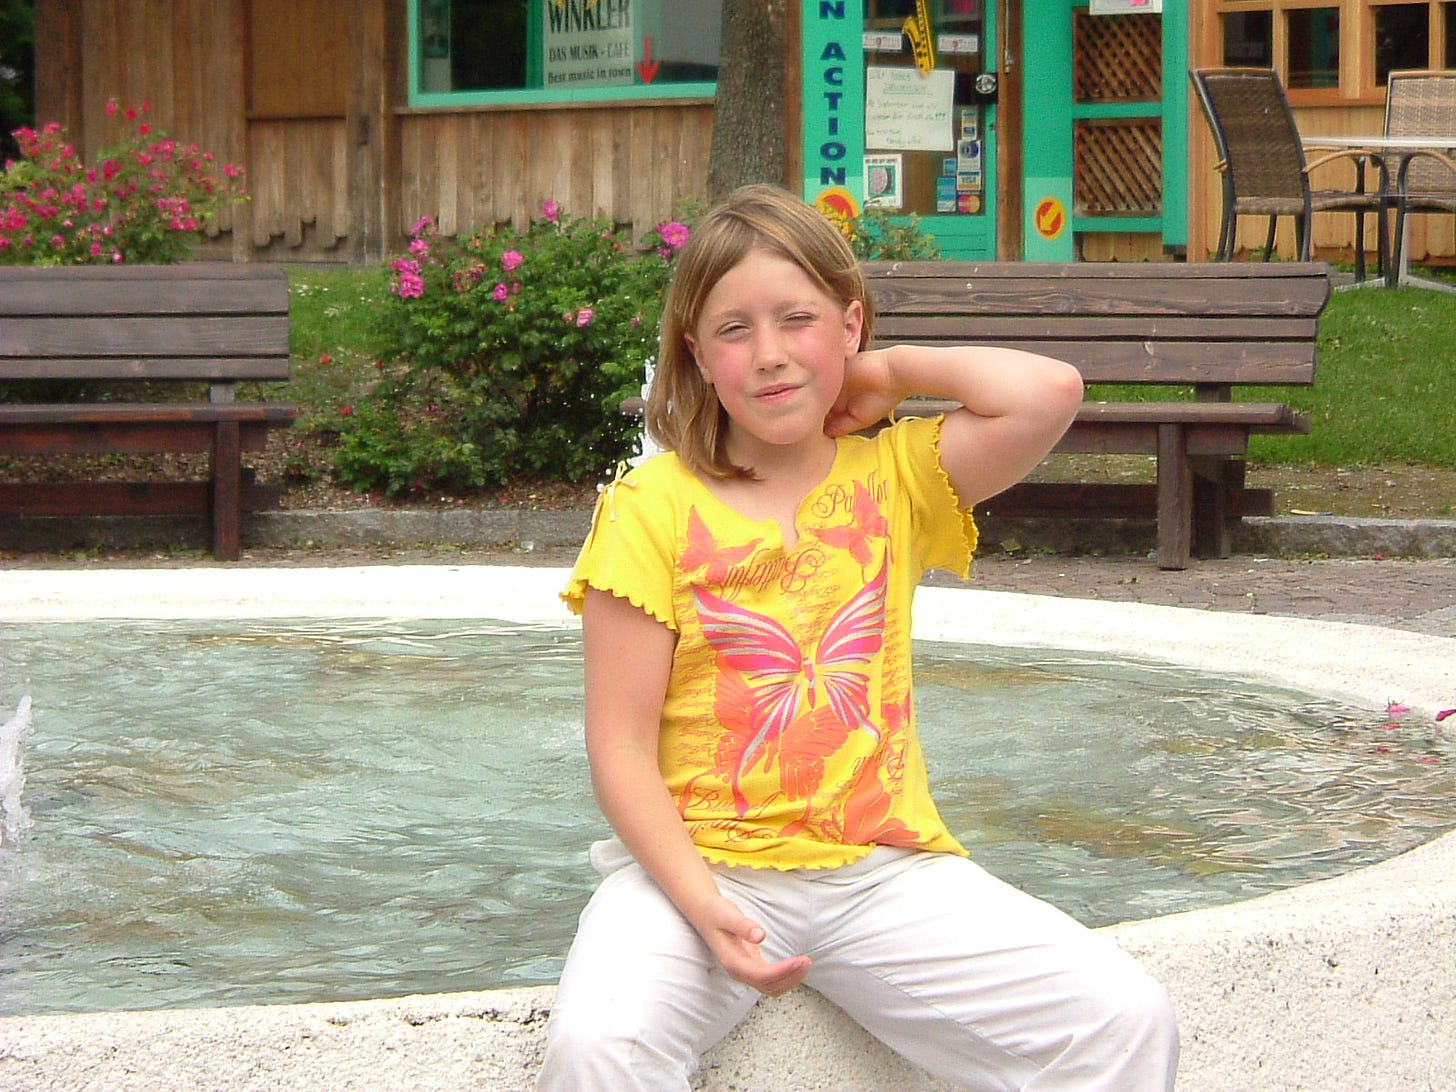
[1214,1,1455,96]
[411,0,721,105]
[1222,11,1272,67]
[1287,8,1339,89]
[1375,4,1431,82]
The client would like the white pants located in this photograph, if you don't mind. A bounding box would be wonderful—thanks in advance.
[537,841,1178,1091]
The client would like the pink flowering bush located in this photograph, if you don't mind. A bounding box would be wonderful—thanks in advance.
[0,101,246,265]
[334,203,692,495]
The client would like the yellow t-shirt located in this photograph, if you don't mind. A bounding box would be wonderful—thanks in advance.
[563,415,977,870]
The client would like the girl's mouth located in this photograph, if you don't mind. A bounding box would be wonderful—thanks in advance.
[755,383,800,400]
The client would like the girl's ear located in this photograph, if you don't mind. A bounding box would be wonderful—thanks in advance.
[683,334,711,384]
[842,298,866,355]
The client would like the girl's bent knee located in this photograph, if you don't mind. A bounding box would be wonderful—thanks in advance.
[539,1016,692,1092]
[538,1001,701,1092]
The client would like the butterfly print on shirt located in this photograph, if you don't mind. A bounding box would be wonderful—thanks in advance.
[691,561,888,815]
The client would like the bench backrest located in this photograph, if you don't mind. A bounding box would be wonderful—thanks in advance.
[863,261,1331,389]
[0,264,291,396]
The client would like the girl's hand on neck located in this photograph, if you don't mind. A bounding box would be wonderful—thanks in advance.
[824,349,899,438]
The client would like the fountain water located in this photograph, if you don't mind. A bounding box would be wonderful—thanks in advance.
[0,695,34,846]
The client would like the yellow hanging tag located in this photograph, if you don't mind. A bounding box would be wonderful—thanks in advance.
[902,0,936,76]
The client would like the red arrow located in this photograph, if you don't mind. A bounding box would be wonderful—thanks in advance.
[636,36,660,84]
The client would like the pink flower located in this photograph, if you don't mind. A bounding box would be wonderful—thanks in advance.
[542,200,560,223]
[410,215,433,236]
[389,256,425,298]
[493,282,509,302]
[1387,702,1412,716]
[501,250,524,272]
[575,307,595,327]
[658,220,690,250]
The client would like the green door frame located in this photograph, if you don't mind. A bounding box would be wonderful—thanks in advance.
[1021,0,1187,260]
[799,1,999,260]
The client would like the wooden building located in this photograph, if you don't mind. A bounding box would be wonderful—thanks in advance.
[29,1,1456,267]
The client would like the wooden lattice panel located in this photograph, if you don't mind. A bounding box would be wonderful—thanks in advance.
[1074,12,1161,102]
[1074,118,1162,216]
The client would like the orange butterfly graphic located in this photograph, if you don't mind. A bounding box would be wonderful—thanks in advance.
[681,507,762,584]
[809,482,889,568]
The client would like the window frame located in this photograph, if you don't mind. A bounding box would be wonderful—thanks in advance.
[405,0,718,109]
[1214,0,1455,104]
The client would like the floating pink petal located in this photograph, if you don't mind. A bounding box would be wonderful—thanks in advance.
[1386,702,1412,716]
[1436,709,1455,723]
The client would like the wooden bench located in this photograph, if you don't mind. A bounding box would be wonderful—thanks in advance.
[0,264,297,560]
[863,261,1332,569]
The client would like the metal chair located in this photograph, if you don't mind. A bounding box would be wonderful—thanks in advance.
[1384,70,1456,284]
[1192,68,1386,278]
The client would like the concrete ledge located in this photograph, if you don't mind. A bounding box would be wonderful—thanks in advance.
[3,569,1453,1090]
[2,509,1455,559]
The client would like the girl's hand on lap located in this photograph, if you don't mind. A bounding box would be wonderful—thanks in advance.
[695,894,811,997]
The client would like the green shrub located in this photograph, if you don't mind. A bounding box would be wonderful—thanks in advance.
[332,204,686,495]
[841,205,942,261]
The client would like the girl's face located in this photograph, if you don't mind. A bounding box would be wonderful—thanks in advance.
[685,248,863,466]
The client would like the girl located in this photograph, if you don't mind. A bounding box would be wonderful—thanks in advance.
[539,184,1179,1090]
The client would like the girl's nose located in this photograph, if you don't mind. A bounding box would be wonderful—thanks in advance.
[752,328,789,370]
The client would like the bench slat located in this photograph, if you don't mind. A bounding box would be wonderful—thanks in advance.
[868,278,1329,318]
[898,398,1307,429]
[871,314,1319,341]
[978,482,1276,520]
[0,358,294,382]
[0,402,297,425]
[0,479,281,517]
[864,261,1332,318]
[0,264,289,317]
[0,315,291,361]
[0,418,285,457]
[868,339,1316,386]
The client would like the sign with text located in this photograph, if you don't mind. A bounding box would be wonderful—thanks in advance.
[865,66,955,152]
[544,0,635,89]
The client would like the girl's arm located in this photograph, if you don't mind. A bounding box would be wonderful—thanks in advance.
[580,588,812,996]
[825,344,1083,507]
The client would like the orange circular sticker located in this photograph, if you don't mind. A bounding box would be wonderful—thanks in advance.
[1033,196,1067,240]
[814,186,861,226]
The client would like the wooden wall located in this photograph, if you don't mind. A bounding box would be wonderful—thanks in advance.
[32,0,714,264]
[396,104,714,240]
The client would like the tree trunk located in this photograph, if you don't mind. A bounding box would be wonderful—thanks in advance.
[706,0,788,201]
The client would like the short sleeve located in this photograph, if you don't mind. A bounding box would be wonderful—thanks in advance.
[561,460,680,628]
[885,415,978,578]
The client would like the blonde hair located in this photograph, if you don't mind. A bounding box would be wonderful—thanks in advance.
[645,183,875,479]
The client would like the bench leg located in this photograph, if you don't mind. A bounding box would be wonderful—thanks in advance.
[1191,456,1235,560]
[1156,424,1192,571]
[211,420,243,561]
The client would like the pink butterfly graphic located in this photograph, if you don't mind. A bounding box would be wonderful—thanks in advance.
[693,560,888,779]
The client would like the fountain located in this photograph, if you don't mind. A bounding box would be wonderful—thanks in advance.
[0,565,1453,1090]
